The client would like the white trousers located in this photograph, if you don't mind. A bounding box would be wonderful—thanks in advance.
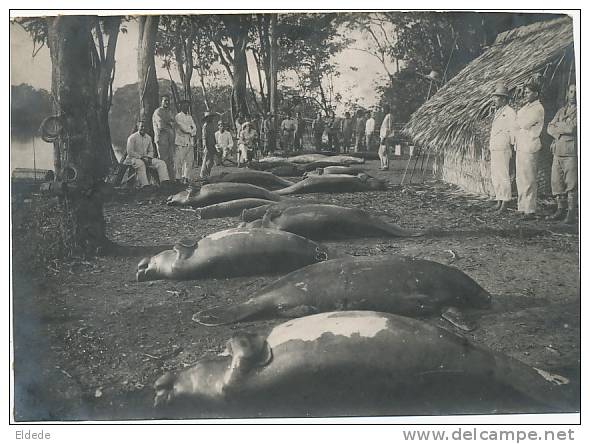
[516,150,539,214]
[378,144,389,168]
[174,144,194,180]
[128,158,169,187]
[490,149,512,201]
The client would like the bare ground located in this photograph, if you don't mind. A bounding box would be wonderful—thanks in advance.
[12,159,580,421]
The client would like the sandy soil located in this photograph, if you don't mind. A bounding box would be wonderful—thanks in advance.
[11,159,580,421]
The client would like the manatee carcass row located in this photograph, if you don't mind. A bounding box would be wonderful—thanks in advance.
[166,183,281,207]
[193,255,489,330]
[154,311,572,417]
[276,174,386,195]
[240,204,422,240]
[287,154,365,165]
[203,170,294,190]
[194,198,277,219]
[136,228,329,282]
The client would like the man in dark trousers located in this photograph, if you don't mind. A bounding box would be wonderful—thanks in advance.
[200,111,218,179]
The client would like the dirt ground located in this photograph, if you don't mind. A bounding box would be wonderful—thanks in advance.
[11,158,580,421]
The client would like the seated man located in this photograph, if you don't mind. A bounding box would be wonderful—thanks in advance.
[124,120,170,188]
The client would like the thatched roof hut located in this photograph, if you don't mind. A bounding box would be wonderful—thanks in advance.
[404,16,575,196]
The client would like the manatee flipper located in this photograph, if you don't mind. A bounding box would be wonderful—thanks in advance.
[222,333,273,391]
[193,298,268,326]
[173,238,198,261]
[277,304,320,318]
[261,206,282,228]
[441,307,477,332]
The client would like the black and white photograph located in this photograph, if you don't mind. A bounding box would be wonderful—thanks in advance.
[9,6,582,429]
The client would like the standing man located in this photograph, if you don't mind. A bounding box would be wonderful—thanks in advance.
[365,111,376,151]
[312,114,325,150]
[238,121,258,167]
[261,112,274,156]
[515,79,545,220]
[280,112,296,151]
[378,105,394,170]
[547,83,577,224]
[327,112,340,152]
[124,120,170,188]
[201,111,218,179]
[215,121,234,165]
[488,83,517,213]
[340,111,354,153]
[152,95,176,179]
[294,112,305,151]
[174,100,197,184]
[354,110,367,152]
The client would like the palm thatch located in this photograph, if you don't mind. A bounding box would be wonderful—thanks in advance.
[403,16,574,195]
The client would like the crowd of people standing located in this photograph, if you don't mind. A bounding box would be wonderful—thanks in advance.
[124,101,397,187]
[122,79,577,225]
[488,78,577,224]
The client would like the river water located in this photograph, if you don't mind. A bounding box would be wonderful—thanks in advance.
[10,136,125,174]
[10,136,54,173]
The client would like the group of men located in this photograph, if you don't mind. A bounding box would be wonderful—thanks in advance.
[310,109,389,158]
[488,81,577,224]
[125,96,197,188]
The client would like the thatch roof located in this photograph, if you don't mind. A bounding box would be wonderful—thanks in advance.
[404,16,574,155]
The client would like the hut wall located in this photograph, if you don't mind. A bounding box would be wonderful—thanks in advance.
[438,148,553,197]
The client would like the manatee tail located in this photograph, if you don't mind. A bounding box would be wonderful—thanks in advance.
[492,352,574,411]
[193,299,268,326]
[368,215,425,238]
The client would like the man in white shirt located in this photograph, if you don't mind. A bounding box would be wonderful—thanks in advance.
[488,83,517,213]
[174,100,197,183]
[215,121,234,165]
[124,120,170,188]
[365,111,376,151]
[379,105,394,170]
[515,80,545,219]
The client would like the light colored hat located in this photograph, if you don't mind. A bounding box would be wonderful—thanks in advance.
[426,70,441,82]
[492,83,510,97]
[203,111,218,120]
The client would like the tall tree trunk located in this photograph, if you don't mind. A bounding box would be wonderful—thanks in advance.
[269,14,278,151]
[137,15,160,138]
[47,15,110,256]
[95,16,121,165]
[269,14,278,116]
[231,34,249,118]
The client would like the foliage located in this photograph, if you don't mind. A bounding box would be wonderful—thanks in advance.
[11,83,53,137]
[277,13,349,115]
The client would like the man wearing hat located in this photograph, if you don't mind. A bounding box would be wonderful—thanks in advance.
[488,83,517,213]
[174,99,197,184]
[152,95,176,179]
[200,111,218,179]
[547,83,577,224]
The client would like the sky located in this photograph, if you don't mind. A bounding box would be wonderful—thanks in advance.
[10,17,388,112]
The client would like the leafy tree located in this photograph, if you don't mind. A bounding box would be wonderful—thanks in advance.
[45,16,112,255]
[277,13,348,115]
[18,16,125,166]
